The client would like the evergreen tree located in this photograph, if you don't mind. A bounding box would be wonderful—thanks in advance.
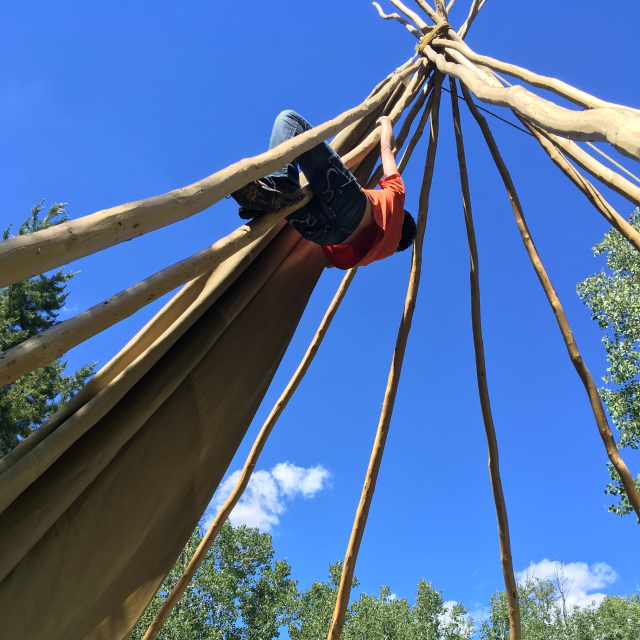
[0,200,96,457]
[577,208,640,520]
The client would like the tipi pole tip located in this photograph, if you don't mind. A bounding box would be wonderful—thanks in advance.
[373,2,423,39]
[412,0,439,25]
[389,0,430,30]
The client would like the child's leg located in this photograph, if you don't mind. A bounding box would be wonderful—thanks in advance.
[266,110,313,189]
[288,139,367,246]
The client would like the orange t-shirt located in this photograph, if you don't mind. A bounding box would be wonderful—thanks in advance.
[322,174,405,270]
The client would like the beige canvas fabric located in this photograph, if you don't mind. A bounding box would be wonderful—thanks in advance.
[0,227,325,640]
[0,221,285,485]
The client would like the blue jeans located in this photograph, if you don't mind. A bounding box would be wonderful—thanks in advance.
[266,110,367,246]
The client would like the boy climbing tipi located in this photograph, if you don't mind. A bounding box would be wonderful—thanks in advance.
[231,111,416,269]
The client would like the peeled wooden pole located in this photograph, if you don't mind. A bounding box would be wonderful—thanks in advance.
[326,74,443,640]
[142,268,357,640]
[457,0,481,38]
[332,56,416,154]
[373,2,423,38]
[432,38,624,111]
[0,197,310,387]
[585,142,640,185]
[368,71,436,187]
[516,117,640,253]
[0,223,287,479]
[1,78,424,389]
[398,83,437,174]
[389,0,429,30]
[419,44,640,161]
[434,0,447,20]
[544,134,640,208]
[450,78,521,640]
[396,69,435,148]
[344,61,428,169]
[0,61,419,289]
[460,82,640,521]
[348,63,428,183]
[413,0,439,25]
[457,67,640,207]
[0,271,211,476]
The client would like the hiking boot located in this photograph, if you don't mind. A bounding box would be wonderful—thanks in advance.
[231,178,307,214]
[231,179,285,214]
[238,206,261,220]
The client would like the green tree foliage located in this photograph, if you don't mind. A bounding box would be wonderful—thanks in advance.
[577,207,640,519]
[0,201,95,456]
[128,523,640,640]
[480,578,640,639]
[289,564,474,640]
[289,561,357,640]
[129,521,299,640]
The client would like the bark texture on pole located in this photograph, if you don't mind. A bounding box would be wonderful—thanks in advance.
[460,83,640,521]
[450,77,521,640]
[0,61,419,289]
[326,72,444,640]
[142,269,357,640]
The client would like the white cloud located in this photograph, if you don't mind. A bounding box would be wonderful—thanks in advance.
[466,604,491,623]
[61,303,80,315]
[207,462,332,531]
[517,559,618,608]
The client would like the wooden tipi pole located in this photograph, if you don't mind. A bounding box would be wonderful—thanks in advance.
[0,60,419,289]
[326,71,443,640]
[460,82,640,520]
[0,71,431,387]
[515,118,640,252]
[419,44,640,161]
[450,77,522,640]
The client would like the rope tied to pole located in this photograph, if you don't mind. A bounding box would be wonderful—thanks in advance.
[415,23,451,55]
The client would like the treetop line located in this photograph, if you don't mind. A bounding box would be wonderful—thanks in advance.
[0,2,639,639]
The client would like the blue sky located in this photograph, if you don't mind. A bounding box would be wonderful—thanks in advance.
[2,0,639,621]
